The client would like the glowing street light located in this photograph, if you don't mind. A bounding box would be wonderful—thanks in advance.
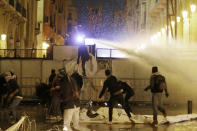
[42,42,49,49]
[157,32,161,37]
[161,28,165,34]
[76,34,85,44]
[182,11,188,19]
[177,16,181,23]
[171,21,175,27]
[190,4,196,13]
[1,34,6,40]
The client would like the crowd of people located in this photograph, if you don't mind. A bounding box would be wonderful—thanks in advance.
[45,68,91,131]
[98,66,169,126]
[0,64,169,130]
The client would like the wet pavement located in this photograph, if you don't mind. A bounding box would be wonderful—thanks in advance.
[0,103,197,131]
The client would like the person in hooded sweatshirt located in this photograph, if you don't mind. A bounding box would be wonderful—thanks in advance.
[148,66,169,125]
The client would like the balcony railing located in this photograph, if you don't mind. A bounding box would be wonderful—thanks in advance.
[96,48,128,58]
[0,49,53,59]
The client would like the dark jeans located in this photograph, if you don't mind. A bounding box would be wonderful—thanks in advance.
[108,94,131,121]
[125,94,132,113]
[48,96,61,116]
[82,60,86,76]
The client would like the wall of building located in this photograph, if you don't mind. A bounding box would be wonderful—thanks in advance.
[37,0,44,49]
[0,0,38,57]
[43,0,77,46]
[144,0,197,43]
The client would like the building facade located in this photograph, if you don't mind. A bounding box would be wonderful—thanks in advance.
[72,0,127,41]
[42,0,78,46]
[131,0,197,44]
[41,0,135,46]
[0,0,38,58]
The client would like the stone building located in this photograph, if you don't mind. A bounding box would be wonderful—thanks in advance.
[42,0,77,46]
[0,0,38,57]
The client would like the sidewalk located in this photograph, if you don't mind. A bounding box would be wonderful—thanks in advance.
[0,104,197,131]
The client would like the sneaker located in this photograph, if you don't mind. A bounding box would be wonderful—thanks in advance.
[106,121,112,125]
[63,126,68,131]
[152,120,158,126]
[129,117,135,124]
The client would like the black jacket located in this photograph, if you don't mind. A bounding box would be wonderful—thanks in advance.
[119,81,134,97]
[60,76,80,109]
[77,45,90,64]
[99,75,121,98]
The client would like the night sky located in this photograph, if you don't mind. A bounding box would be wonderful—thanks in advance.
[72,0,127,40]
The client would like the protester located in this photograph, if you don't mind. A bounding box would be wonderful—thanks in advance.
[4,72,23,124]
[59,69,91,131]
[98,69,134,124]
[48,74,62,120]
[145,66,169,125]
[49,69,56,87]
[118,81,135,113]
[77,45,90,76]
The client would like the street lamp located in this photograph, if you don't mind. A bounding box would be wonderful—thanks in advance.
[189,4,196,43]
[182,11,188,19]
[190,4,196,13]
[1,34,6,40]
[76,34,85,44]
[42,42,49,49]
[171,21,175,27]
[161,28,165,34]
[177,17,181,23]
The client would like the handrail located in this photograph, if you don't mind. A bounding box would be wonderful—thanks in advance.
[0,49,52,59]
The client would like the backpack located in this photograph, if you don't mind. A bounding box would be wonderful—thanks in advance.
[154,75,166,91]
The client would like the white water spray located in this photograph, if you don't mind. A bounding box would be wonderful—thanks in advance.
[95,37,197,104]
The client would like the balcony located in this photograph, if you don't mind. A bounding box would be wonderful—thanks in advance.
[0,49,52,59]
[0,0,27,22]
[149,0,167,18]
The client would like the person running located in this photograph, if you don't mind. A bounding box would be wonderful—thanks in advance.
[118,81,135,113]
[98,69,134,124]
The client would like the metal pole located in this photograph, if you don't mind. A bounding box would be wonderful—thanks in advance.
[188,100,192,114]
[175,0,177,39]
[167,0,169,42]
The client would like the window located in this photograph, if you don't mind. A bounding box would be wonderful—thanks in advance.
[67,13,72,20]
[96,48,128,58]
[51,0,55,4]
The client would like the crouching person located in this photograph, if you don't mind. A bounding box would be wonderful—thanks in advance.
[59,71,90,131]
[5,72,23,124]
